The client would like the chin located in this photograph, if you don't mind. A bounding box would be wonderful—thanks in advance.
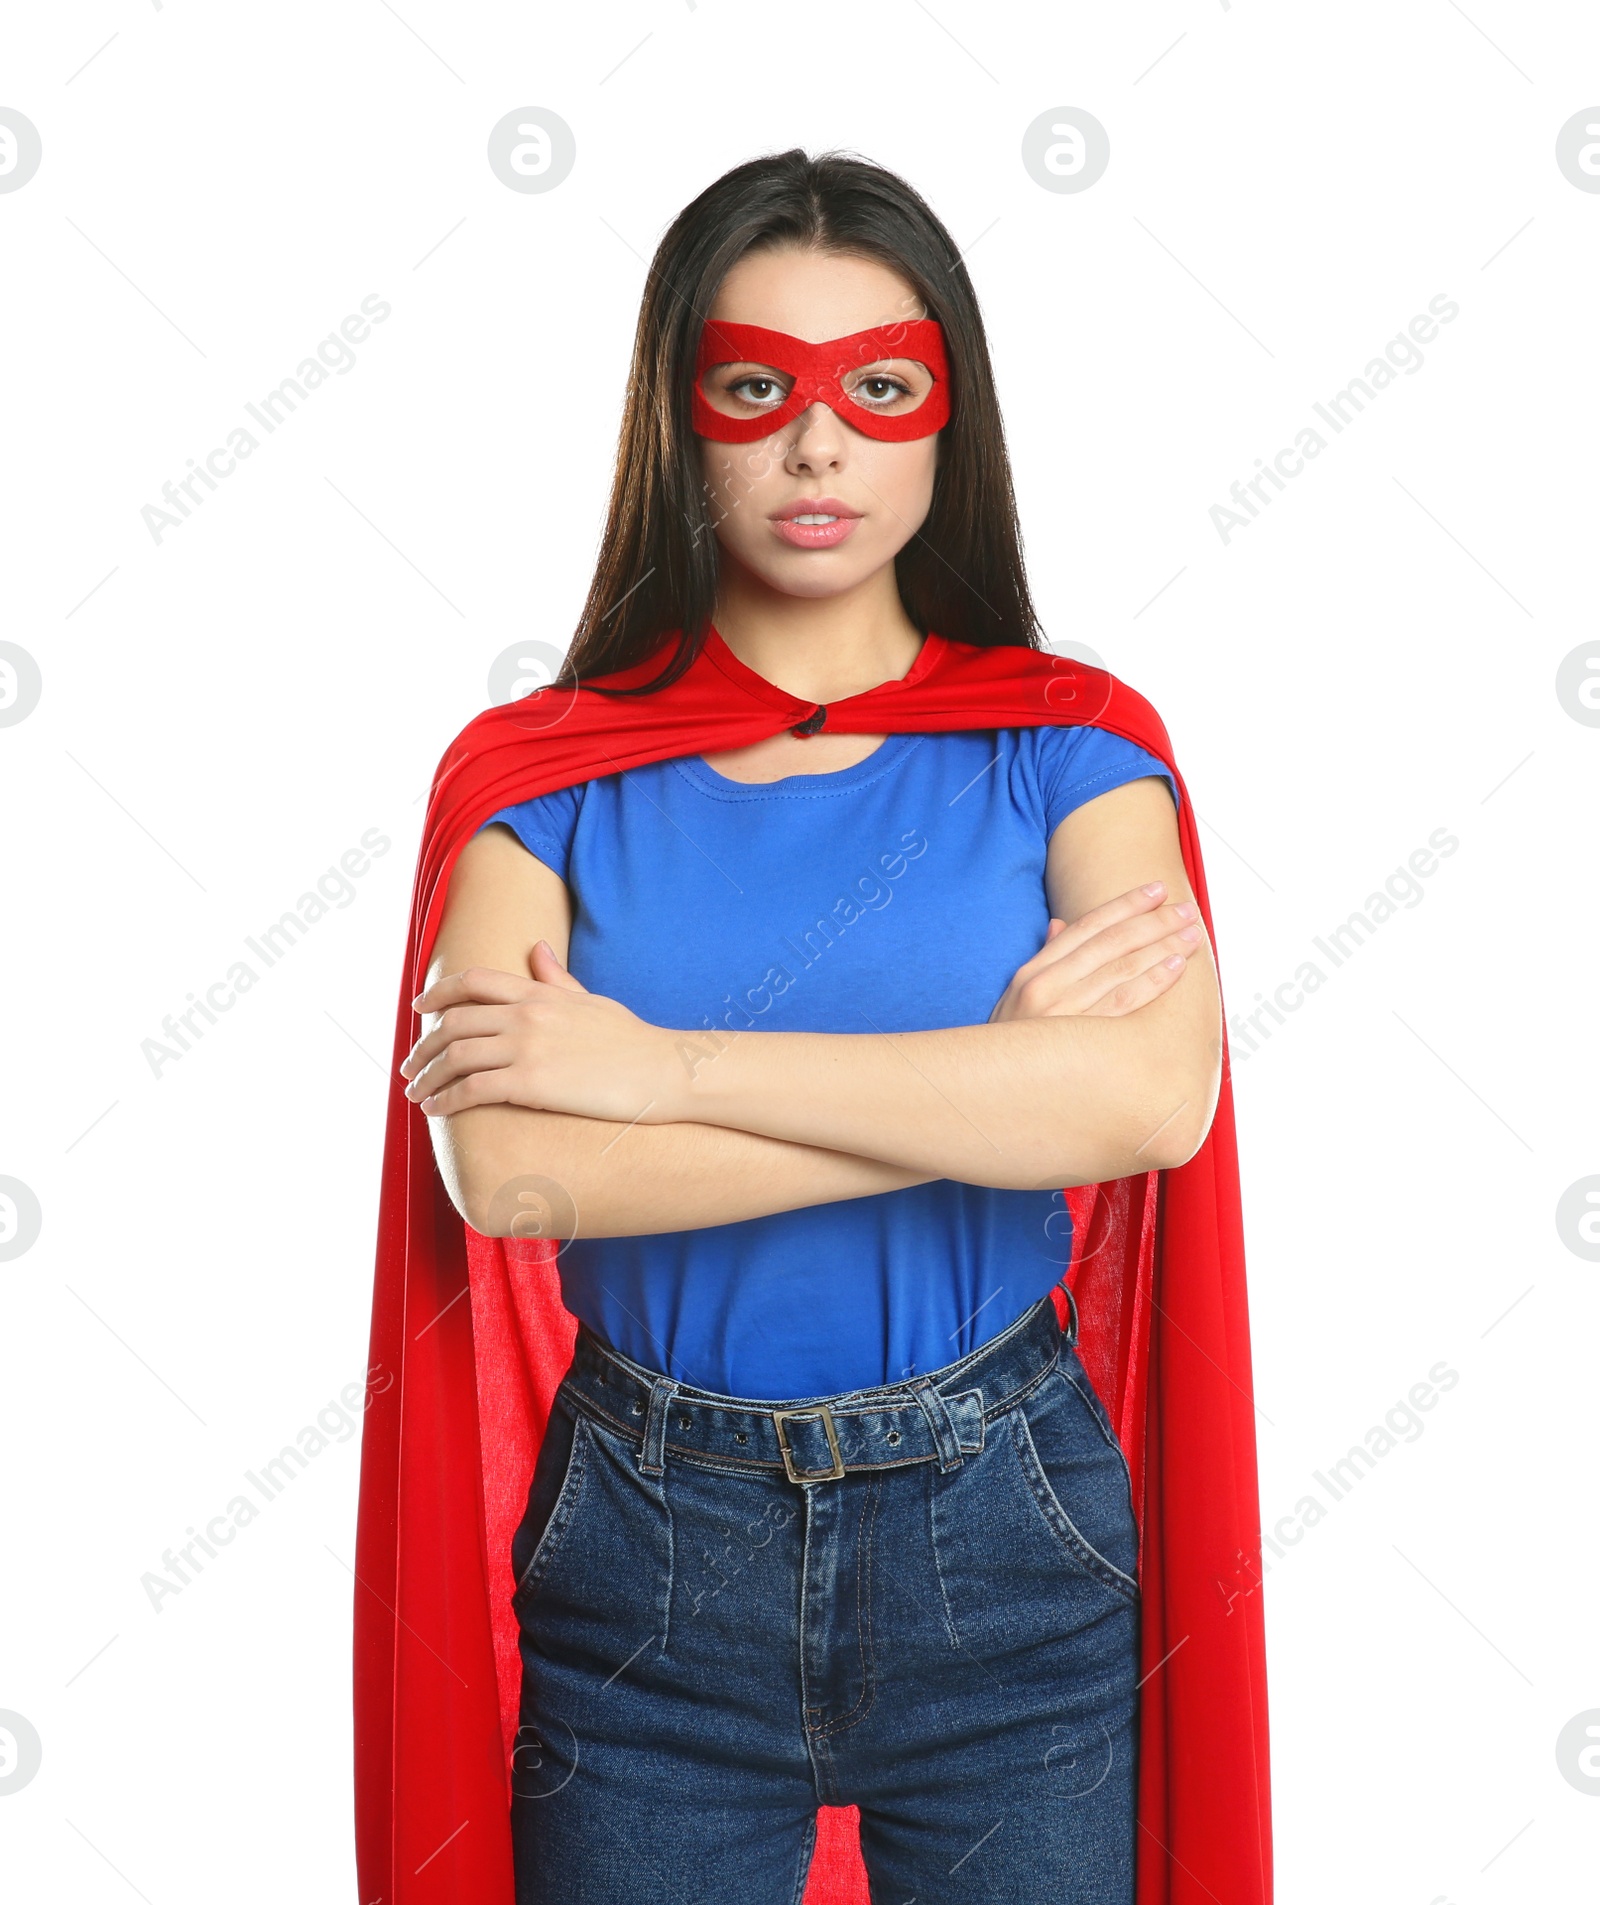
[739,541,897,601]
[762,560,875,600]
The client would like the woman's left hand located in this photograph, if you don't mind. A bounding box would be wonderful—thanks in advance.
[400,940,685,1123]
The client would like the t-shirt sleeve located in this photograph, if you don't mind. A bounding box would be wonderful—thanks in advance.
[474,785,582,883]
[1035,724,1181,835]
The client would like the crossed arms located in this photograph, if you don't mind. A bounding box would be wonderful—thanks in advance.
[405,776,1222,1240]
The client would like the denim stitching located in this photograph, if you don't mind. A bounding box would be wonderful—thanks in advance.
[1064,1365,1140,1581]
[512,1413,590,1608]
[1009,1408,1139,1603]
[567,1391,1022,1477]
[567,1287,1066,1478]
[667,1446,933,1479]
[979,1347,1062,1422]
[924,1456,962,1652]
[809,1728,840,1806]
[909,1378,964,1471]
[1055,1361,1138,1504]
[659,1455,675,1659]
[798,1489,818,1751]
[1056,1356,1120,1450]
[638,1374,680,1475]
[816,1479,881,1739]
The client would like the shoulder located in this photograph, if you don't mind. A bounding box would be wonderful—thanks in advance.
[1018,723,1182,828]
[429,685,618,871]
[928,636,1175,763]
[471,778,585,882]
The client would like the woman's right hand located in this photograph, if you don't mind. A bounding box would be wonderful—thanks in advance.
[988,882,1203,1023]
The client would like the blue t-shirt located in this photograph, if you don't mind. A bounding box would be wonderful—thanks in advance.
[478,725,1178,1401]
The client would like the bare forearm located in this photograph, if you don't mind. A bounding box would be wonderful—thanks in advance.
[414,763,1223,1209]
[672,1012,1218,1190]
[441,1102,937,1240]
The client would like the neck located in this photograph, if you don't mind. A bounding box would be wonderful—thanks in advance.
[710,561,926,703]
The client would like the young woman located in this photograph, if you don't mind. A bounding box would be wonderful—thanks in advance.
[395,151,1224,1904]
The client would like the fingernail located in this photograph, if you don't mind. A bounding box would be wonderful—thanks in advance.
[1175,901,1197,919]
[1164,953,1185,969]
[1179,926,1199,942]
[1142,881,1165,897]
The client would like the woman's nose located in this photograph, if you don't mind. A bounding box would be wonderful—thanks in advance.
[786,402,845,465]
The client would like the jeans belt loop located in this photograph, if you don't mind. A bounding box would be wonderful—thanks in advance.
[637,1374,680,1476]
[910,1377,965,1473]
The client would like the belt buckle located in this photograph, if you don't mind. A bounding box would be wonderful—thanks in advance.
[772,1404,845,1483]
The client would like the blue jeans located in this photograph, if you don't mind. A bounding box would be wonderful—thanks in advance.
[509,1288,1139,1904]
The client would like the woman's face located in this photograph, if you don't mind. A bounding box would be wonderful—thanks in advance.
[696,246,941,603]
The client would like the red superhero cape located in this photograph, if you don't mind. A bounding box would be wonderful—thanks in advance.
[353,626,1271,1904]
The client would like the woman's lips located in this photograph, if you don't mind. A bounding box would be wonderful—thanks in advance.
[769,504,861,550]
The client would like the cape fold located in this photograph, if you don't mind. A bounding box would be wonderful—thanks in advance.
[353,627,1271,1903]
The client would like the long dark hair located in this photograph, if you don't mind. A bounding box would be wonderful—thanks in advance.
[565,148,1044,694]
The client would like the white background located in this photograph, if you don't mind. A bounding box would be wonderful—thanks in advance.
[3,2,1597,1900]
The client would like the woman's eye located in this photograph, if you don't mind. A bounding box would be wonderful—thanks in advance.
[849,372,917,409]
[729,375,786,407]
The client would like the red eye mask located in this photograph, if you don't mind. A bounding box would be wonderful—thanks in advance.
[691,319,951,443]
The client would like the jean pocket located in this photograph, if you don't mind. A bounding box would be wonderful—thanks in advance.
[511,1392,589,1613]
[1008,1369,1139,1604]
